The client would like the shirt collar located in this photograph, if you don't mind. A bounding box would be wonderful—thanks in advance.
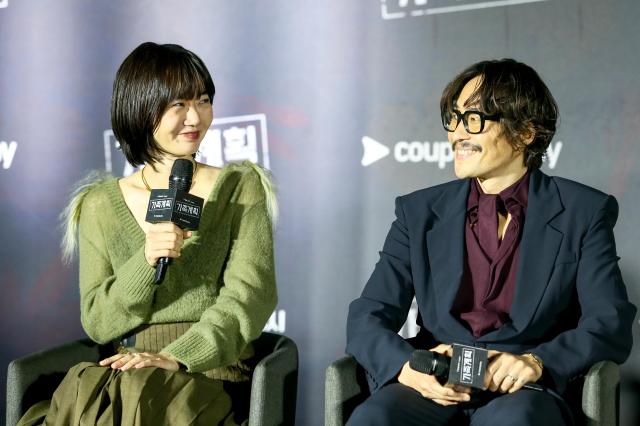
[467,170,531,215]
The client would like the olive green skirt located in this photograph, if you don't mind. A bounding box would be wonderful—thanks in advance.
[18,323,252,426]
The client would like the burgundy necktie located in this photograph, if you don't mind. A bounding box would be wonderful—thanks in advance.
[477,194,500,260]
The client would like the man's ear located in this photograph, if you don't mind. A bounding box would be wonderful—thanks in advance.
[520,123,535,146]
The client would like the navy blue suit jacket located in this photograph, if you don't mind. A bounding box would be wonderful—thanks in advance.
[346,169,636,394]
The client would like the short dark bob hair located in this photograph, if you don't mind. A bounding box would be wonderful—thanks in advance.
[111,42,215,166]
[440,59,558,169]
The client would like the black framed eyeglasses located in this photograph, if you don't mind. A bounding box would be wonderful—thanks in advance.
[442,109,500,134]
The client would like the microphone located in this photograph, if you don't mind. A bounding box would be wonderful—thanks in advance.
[409,345,574,425]
[168,159,194,193]
[409,344,542,391]
[145,159,204,284]
[409,350,451,381]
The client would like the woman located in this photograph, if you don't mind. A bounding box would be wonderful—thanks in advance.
[19,42,277,425]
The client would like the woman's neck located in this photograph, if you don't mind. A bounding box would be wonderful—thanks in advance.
[143,156,196,189]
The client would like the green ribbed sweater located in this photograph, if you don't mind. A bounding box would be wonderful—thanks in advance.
[76,162,277,373]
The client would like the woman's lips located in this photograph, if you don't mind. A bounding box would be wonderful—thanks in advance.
[180,131,200,141]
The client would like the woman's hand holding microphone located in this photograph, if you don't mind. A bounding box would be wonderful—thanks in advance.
[144,222,192,266]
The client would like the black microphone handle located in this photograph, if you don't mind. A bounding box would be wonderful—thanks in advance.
[154,257,171,284]
[153,159,193,285]
[522,383,543,391]
[410,349,450,379]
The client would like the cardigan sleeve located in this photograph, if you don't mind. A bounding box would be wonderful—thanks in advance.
[77,182,157,344]
[161,164,278,372]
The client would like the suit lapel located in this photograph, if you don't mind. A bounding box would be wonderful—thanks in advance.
[504,169,564,334]
[425,171,565,340]
[426,180,471,336]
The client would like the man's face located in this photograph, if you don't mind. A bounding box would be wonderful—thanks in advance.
[448,76,527,183]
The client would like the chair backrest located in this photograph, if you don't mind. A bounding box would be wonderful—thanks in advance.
[7,333,300,426]
[6,339,106,426]
[582,360,620,426]
[325,356,370,426]
[325,355,620,426]
[249,332,299,426]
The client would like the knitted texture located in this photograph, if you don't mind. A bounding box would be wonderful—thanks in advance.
[75,161,277,373]
[131,322,254,381]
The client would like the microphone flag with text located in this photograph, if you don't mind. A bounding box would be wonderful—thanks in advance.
[145,159,203,284]
[409,344,574,424]
[410,344,546,392]
[410,344,488,389]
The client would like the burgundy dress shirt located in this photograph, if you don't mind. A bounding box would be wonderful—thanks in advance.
[452,171,531,337]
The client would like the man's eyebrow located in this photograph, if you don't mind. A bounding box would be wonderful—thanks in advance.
[454,100,480,111]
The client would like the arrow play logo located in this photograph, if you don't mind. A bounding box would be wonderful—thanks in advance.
[361,136,390,166]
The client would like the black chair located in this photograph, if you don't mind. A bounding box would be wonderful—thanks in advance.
[325,355,620,426]
[7,332,298,426]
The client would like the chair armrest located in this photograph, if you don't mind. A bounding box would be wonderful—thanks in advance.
[6,339,104,426]
[325,355,369,426]
[582,360,619,426]
[249,335,298,426]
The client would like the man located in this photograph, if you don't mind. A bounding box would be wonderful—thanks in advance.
[346,59,636,425]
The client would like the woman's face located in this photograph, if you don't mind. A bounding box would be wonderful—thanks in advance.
[153,94,213,160]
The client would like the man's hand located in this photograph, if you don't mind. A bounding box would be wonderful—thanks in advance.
[398,344,472,406]
[484,351,543,393]
[99,351,181,372]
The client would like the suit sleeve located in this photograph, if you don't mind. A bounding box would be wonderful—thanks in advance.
[346,196,417,392]
[529,195,636,392]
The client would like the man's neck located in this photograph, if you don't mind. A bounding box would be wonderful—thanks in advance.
[476,168,528,195]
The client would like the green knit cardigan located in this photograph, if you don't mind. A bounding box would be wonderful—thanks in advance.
[65,161,277,373]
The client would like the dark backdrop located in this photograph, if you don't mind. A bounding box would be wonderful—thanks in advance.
[1,1,639,424]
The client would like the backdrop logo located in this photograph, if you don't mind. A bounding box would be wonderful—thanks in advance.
[361,136,391,166]
[263,309,286,333]
[0,140,17,169]
[362,136,452,168]
[0,0,8,9]
[199,114,270,169]
[104,113,270,176]
[362,135,563,169]
[380,0,550,20]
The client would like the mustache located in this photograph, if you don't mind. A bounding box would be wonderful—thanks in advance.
[453,141,483,152]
